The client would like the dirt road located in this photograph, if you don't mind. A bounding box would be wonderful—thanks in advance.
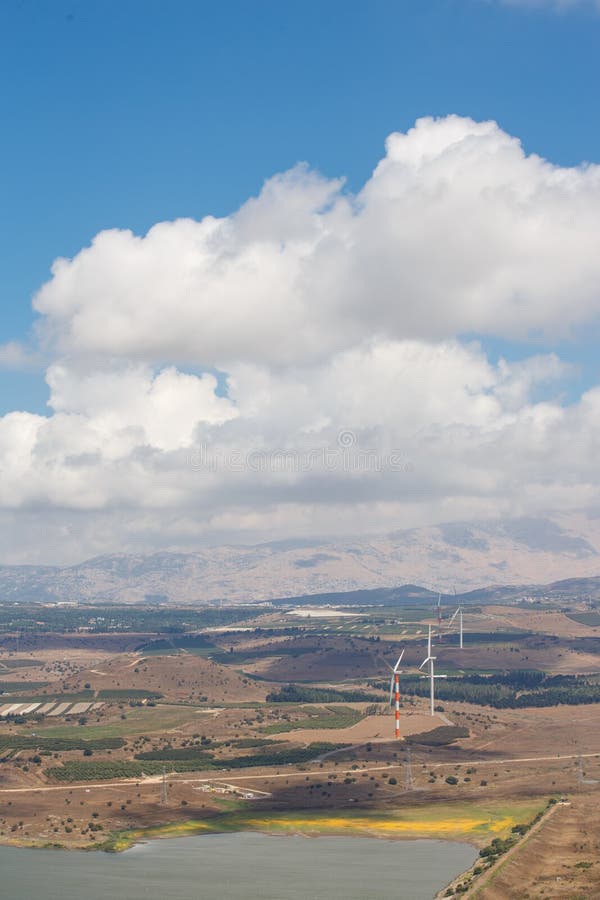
[1,749,598,795]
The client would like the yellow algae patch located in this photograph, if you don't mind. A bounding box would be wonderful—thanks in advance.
[141,821,213,839]
[101,800,545,852]
[240,812,518,839]
[103,820,213,851]
[487,816,515,834]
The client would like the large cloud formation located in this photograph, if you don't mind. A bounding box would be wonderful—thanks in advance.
[35,116,600,362]
[2,115,600,563]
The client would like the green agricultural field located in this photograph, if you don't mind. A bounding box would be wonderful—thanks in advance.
[567,612,600,627]
[0,681,49,693]
[0,603,260,635]
[44,742,342,781]
[0,735,125,752]
[0,658,45,669]
[4,690,94,704]
[44,759,212,781]
[18,704,205,740]
[266,684,382,703]
[97,689,162,700]
[137,635,219,657]
[260,705,363,734]
[370,624,424,635]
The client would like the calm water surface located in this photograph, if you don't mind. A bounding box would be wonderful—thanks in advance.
[0,833,477,900]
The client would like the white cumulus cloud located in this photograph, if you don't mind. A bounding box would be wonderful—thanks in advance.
[33,116,600,367]
[1,115,600,562]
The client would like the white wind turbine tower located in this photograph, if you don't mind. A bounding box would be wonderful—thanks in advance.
[448,605,464,649]
[388,650,405,739]
[419,625,447,716]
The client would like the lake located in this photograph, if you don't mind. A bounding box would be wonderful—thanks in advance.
[0,833,476,899]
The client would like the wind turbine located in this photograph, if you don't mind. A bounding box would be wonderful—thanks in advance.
[436,593,443,640]
[419,625,447,716]
[448,605,464,649]
[388,650,405,739]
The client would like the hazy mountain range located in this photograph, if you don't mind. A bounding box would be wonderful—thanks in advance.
[2,514,600,604]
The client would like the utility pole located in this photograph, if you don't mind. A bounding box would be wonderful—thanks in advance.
[404,747,414,791]
[160,766,168,804]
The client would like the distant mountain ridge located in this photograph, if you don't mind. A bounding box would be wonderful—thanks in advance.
[273,575,600,608]
[1,514,600,604]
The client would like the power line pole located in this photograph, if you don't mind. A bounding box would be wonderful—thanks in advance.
[160,766,168,804]
[404,747,414,791]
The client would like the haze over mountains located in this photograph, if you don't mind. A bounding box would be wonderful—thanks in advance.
[1,514,600,604]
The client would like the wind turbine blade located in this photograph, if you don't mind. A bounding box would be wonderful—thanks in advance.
[419,657,429,670]
[389,675,395,706]
[448,608,459,627]
[394,649,405,670]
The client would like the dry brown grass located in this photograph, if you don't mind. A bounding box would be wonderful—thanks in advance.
[67,653,270,704]
[483,605,600,639]
[477,794,600,899]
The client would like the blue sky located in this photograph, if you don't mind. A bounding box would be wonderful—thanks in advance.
[2,0,600,412]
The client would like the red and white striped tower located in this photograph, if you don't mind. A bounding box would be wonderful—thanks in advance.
[389,650,405,740]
